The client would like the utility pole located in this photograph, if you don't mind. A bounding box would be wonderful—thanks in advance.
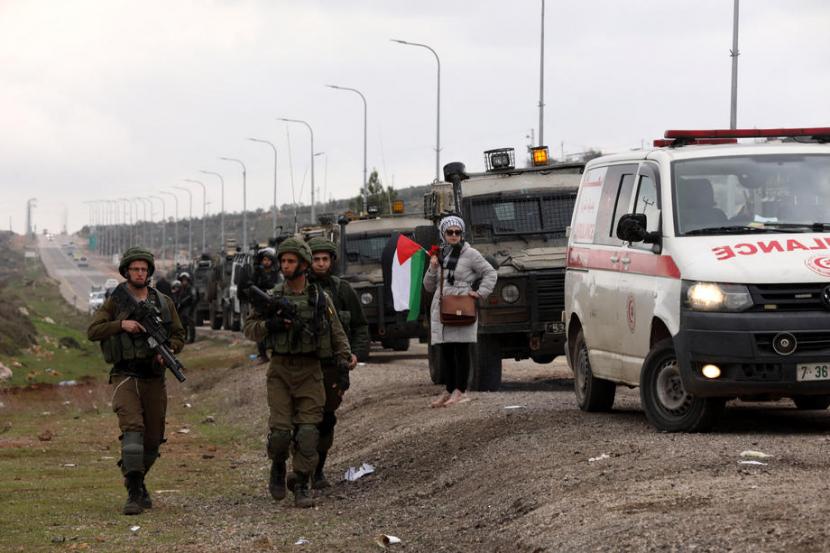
[538,0,546,146]
[729,0,740,129]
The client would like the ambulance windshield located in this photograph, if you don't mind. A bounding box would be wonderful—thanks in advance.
[673,154,830,236]
[465,192,576,242]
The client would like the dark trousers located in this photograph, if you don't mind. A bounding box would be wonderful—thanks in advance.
[440,342,471,393]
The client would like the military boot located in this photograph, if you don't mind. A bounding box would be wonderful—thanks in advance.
[140,482,153,509]
[292,472,314,508]
[269,460,287,501]
[123,473,145,516]
[312,451,331,490]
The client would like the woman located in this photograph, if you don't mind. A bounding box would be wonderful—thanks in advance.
[423,215,498,407]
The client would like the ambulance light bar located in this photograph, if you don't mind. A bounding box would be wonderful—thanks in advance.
[665,127,830,140]
[653,138,737,147]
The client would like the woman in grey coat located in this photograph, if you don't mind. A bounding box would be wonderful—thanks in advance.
[423,215,498,407]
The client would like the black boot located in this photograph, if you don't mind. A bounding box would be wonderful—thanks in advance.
[269,460,287,501]
[140,482,152,509]
[312,451,330,490]
[123,473,145,515]
[292,472,314,508]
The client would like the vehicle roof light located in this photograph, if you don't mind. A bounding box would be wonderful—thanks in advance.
[653,138,738,147]
[530,146,549,166]
[392,200,405,214]
[484,148,515,171]
[665,127,830,140]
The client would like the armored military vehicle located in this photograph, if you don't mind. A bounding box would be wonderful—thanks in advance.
[426,146,584,390]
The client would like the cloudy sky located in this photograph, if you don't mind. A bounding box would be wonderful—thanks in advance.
[1,0,828,235]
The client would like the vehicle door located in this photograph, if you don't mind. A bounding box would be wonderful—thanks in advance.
[616,162,665,381]
[571,163,638,379]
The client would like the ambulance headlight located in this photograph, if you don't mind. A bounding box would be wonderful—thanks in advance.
[500,284,520,304]
[360,292,374,305]
[685,282,753,312]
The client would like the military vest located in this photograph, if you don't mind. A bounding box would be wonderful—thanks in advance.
[315,275,352,338]
[100,284,173,365]
[265,282,333,358]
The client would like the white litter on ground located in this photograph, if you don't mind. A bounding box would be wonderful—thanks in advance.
[588,453,610,463]
[344,462,376,481]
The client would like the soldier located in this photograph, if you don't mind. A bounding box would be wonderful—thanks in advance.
[243,237,354,508]
[87,247,185,516]
[175,272,197,343]
[307,237,366,488]
[251,247,281,364]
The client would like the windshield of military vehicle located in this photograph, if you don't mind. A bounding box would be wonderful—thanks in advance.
[466,193,576,241]
[673,155,830,236]
[345,234,390,264]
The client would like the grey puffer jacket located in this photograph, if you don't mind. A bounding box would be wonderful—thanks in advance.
[423,242,498,344]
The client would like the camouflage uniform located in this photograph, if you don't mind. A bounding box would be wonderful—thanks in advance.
[308,236,369,488]
[243,238,351,507]
[87,247,185,515]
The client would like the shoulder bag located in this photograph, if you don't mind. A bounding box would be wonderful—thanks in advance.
[439,265,477,326]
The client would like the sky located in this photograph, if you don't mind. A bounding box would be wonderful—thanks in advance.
[1,0,829,235]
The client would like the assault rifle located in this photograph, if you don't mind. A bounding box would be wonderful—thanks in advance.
[127,295,187,383]
[247,285,315,340]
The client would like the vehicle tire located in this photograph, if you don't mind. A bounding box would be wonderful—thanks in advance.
[186,323,196,344]
[222,306,233,331]
[792,395,830,410]
[209,305,222,330]
[572,330,615,412]
[469,339,502,392]
[428,344,444,385]
[382,337,410,351]
[531,354,556,364]
[640,338,725,432]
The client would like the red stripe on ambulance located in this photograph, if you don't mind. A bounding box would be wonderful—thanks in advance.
[567,247,681,279]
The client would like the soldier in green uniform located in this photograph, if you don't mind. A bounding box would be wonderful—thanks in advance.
[307,237,368,488]
[87,247,185,516]
[243,238,354,508]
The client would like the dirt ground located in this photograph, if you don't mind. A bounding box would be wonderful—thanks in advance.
[5,334,830,552]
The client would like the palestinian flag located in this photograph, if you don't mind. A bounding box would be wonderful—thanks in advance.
[390,234,427,321]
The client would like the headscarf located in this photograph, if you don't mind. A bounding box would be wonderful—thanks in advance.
[438,215,466,285]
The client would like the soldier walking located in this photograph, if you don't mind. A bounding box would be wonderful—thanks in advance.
[307,237,366,488]
[243,238,354,508]
[87,247,185,515]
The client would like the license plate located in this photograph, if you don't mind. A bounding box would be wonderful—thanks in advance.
[545,322,565,334]
[797,364,830,382]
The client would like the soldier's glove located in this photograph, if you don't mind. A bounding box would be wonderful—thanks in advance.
[265,317,283,334]
[336,360,350,392]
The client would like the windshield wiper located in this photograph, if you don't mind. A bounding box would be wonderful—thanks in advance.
[759,222,830,232]
[683,225,779,236]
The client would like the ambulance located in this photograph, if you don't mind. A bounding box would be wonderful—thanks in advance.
[564,128,830,431]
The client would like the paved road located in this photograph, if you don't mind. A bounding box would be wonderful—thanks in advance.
[37,236,120,312]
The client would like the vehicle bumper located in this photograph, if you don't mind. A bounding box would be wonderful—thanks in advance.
[675,310,830,397]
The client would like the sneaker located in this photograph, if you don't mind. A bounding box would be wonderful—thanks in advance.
[430,391,452,408]
[444,389,467,406]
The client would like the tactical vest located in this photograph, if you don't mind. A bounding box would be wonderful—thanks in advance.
[265,282,333,358]
[100,284,173,365]
[317,275,352,339]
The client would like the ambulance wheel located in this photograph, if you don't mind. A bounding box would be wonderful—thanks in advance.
[792,395,830,410]
[428,344,444,385]
[572,330,615,412]
[640,339,724,432]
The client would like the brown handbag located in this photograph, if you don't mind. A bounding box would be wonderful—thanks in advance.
[439,265,477,326]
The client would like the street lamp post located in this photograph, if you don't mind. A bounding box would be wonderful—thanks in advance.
[326,84,368,212]
[391,38,441,181]
[277,118,316,222]
[149,196,167,260]
[172,186,193,258]
[118,198,132,247]
[219,157,248,248]
[247,138,278,236]
[200,170,225,248]
[159,191,179,262]
[183,179,207,252]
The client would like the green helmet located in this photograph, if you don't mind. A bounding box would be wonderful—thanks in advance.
[277,237,312,265]
[119,247,155,278]
[307,237,337,260]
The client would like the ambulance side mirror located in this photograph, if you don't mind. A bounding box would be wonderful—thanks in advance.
[616,213,660,245]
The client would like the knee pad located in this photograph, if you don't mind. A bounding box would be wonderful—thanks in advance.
[267,429,292,461]
[318,411,337,436]
[121,431,145,475]
[294,424,319,459]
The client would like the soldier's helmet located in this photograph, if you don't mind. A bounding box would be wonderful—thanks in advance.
[307,237,338,260]
[119,247,155,278]
[178,271,192,282]
[256,247,277,264]
[277,237,313,265]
